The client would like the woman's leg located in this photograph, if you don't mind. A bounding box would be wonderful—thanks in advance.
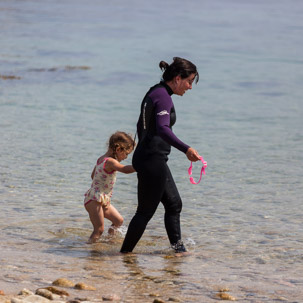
[161,166,186,252]
[120,160,167,253]
[85,200,105,243]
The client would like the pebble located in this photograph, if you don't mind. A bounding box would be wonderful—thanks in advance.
[44,287,69,297]
[218,288,230,293]
[168,297,182,302]
[36,288,62,300]
[149,293,160,297]
[11,294,52,303]
[153,299,166,303]
[35,289,53,300]
[74,283,96,291]
[216,292,236,301]
[0,290,5,295]
[18,289,34,296]
[52,279,75,288]
[102,294,121,301]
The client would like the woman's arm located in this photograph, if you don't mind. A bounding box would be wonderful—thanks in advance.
[153,90,189,153]
[152,90,200,160]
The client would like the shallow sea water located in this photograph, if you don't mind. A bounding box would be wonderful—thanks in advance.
[1,0,303,302]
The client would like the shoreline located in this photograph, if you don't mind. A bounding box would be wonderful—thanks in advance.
[0,283,122,303]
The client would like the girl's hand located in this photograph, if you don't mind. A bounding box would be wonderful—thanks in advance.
[186,147,201,162]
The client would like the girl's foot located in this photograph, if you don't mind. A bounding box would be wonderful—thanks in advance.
[87,233,101,243]
[108,225,118,235]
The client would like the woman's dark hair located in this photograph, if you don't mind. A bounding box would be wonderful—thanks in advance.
[159,57,199,84]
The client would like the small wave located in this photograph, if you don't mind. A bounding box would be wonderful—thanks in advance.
[184,238,196,247]
[111,225,128,236]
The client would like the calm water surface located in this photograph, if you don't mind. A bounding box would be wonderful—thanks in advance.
[1,0,303,302]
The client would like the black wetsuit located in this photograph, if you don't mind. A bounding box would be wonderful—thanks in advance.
[120,82,189,253]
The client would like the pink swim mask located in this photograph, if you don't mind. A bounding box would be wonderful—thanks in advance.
[188,156,207,185]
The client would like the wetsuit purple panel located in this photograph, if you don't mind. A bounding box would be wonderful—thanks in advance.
[149,87,189,153]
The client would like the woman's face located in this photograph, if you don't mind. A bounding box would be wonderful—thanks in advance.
[174,73,196,96]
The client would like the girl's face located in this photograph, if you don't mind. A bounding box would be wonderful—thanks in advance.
[174,73,196,96]
[115,147,130,162]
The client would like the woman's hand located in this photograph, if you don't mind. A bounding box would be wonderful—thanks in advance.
[186,147,201,162]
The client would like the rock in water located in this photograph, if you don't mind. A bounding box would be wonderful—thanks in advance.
[102,294,121,301]
[35,288,62,301]
[52,278,75,287]
[12,295,51,303]
[216,292,236,301]
[74,283,96,291]
[168,297,182,302]
[18,289,34,296]
[44,286,69,296]
[35,289,53,300]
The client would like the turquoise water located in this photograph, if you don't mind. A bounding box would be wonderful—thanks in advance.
[1,0,303,302]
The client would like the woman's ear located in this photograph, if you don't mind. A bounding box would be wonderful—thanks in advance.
[174,75,181,84]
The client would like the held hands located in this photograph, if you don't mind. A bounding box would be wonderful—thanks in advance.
[186,147,201,162]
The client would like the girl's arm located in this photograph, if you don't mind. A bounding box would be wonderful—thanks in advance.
[105,158,136,174]
[91,166,96,179]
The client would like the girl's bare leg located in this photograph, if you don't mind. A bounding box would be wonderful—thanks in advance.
[85,200,105,243]
[103,204,123,235]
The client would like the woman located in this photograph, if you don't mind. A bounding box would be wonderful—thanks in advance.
[121,57,201,253]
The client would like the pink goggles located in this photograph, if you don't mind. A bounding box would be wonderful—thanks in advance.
[188,156,207,185]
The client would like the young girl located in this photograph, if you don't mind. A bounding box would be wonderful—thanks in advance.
[84,131,136,243]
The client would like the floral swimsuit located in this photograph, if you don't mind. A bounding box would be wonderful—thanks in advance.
[84,157,116,208]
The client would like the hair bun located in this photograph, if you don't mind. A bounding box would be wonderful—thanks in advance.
[159,61,169,71]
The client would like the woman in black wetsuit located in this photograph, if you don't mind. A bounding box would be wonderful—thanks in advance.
[121,57,201,253]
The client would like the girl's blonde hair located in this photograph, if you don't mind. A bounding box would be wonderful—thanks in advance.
[108,131,135,159]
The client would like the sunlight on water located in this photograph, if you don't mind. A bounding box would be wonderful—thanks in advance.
[1,0,303,302]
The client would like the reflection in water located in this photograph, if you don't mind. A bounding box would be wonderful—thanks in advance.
[120,252,207,302]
